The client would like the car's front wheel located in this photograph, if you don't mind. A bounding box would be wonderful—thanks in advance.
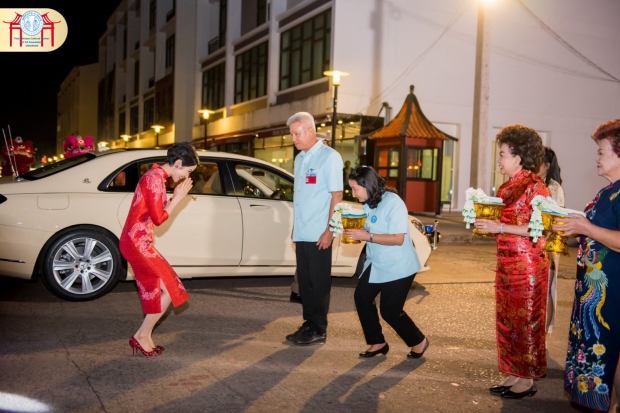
[42,230,122,301]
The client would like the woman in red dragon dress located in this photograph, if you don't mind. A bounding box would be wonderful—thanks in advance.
[475,125,550,399]
[120,143,199,357]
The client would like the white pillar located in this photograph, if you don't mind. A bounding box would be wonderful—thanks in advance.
[469,2,491,191]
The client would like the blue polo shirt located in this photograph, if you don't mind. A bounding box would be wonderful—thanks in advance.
[293,139,343,242]
[362,191,421,283]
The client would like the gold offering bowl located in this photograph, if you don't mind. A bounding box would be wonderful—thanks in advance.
[473,203,505,236]
[341,215,367,244]
[542,212,570,256]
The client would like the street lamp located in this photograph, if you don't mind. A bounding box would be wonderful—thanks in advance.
[198,109,215,150]
[151,125,164,147]
[120,134,131,148]
[323,70,349,149]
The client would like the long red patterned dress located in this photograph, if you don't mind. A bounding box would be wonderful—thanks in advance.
[495,169,550,378]
[120,164,189,314]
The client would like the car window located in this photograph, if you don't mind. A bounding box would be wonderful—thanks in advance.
[138,160,223,195]
[109,170,127,189]
[189,162,223,195]
[100,163,136,192]
[21,154,95,180]
[233,164,294,201]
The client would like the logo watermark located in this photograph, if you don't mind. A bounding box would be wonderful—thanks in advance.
[1,8,67,51]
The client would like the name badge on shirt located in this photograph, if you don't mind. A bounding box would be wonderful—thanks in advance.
[306,168,317,184]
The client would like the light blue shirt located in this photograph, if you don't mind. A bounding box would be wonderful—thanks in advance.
[362,191,421,283]
[293,140,343,242]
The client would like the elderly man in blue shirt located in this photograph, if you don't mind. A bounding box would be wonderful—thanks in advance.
[285,112,343,345]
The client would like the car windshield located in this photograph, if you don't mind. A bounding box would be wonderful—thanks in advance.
[20,154,95,180]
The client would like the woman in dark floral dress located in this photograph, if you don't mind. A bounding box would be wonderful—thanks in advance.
[555,119,620,412]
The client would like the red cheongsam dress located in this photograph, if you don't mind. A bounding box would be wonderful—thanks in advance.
[120,163,189,314]
[495,169,550,378]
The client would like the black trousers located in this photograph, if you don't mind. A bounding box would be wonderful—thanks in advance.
[354,265,425,347]
[296,241,332,335]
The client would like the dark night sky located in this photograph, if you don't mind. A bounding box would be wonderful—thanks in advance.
[1,1,122,158]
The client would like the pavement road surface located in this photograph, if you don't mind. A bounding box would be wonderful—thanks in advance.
[0,244,581,413]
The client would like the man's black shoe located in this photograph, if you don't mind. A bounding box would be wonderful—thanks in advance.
[286,321,312,342]
[293,328,326,345]
[289,292,302,304]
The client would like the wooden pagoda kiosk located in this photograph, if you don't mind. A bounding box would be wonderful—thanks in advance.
[368,85,457,215]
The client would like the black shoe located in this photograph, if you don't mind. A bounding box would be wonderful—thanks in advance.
[293,327,326,345]
[359,343,389,358]
[289,292,302,304]
[489,385,512,393]
[286,321,312,342]
[501,385,537,399]
[407,338,429,359]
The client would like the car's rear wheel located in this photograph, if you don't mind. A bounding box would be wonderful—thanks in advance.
[42,230,122,301]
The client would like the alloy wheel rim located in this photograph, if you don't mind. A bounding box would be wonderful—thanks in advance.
[52,237,114,295]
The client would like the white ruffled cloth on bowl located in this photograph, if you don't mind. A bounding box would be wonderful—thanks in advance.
[528,195,586,242]
[329,203,365,237]
[462,187,504,229]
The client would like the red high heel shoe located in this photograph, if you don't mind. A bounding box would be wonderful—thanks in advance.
[129,336,158,357]
[154,346,165,354]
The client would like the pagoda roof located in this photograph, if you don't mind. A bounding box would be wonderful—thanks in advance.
[368,85,457,141]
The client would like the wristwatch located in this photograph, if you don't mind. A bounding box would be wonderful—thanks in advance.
[369,233,374,243]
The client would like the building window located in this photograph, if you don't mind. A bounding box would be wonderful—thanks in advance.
[376,146,400,179]
[441,140,455,203]
[143,97,154,131]
[235,42,267,104]
[406,148,438,180]
[130,105,139,135]
[219,0,227,48]
[279,8,331,90]
[149,0,156,29]
[166,0,176,21]
[202,62,225,110]
[119,111,126,136]
[257,0,268,26]
[122,27,127,61]
[165,35,175,69]
[134,60,140,97]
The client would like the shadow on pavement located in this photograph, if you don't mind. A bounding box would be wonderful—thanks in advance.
[302,358,425,412]
[146,346,319,412]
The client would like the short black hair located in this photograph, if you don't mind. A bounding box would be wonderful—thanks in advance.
[348,166,397,209]
[166,142,199,167]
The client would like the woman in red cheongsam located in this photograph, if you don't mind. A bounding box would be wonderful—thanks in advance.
[475,125,550,399]
[120,142,199,357]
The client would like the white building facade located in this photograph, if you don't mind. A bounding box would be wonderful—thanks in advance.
[98,0,620,211]
[57,63,99,155]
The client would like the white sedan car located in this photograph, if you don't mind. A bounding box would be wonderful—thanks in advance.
[0,149,433,301]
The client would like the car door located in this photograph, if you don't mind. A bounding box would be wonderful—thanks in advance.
[116,158,243,267]
[230,162,297,267]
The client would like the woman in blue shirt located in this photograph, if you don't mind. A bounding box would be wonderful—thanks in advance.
[343,166,428,359]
